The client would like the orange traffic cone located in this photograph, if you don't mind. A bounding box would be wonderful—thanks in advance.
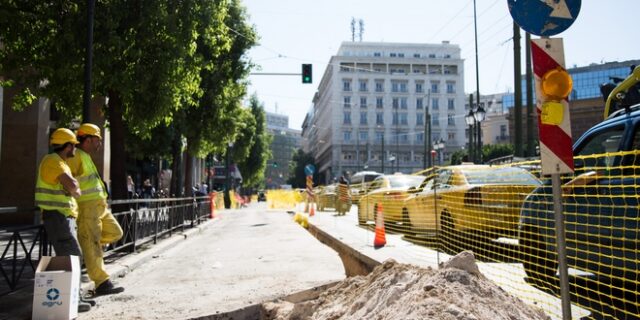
[309,203,315,217]
[373,204,386,248]
[209,192,216,219]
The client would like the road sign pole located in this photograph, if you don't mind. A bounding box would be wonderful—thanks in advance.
[552,173,571,320]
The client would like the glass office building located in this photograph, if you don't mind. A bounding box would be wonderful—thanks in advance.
[502,60,640,108]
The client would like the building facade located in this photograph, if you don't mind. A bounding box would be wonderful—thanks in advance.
[303,41,466,183]
[265,111,301,189]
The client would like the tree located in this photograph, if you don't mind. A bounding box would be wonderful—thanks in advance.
[482,144,514,163]
[236,95,272,188]
[287,149,317,188]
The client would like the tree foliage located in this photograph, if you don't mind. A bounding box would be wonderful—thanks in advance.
[236,95,272,188]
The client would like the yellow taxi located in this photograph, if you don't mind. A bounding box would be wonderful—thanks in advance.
[403,165,540,240]
[357,173,426,229]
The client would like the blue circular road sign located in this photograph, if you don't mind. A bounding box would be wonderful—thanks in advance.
[304,164,315,176]
[508,0,581,37]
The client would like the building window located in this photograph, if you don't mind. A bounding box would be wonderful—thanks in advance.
[428,53,436,58]
[400,98,408,109]
[343,80,352,91]
[446,82,455,93]
[376,97,383,108]
[343,131,352,142]
[400,82,407,92]
[344,96,351,108]
[431,82,439,93]
[416,98,423,109]
[448,98,455,110]
[376,112,384,125]
[444,54,451,59]
[398,53,405,58]
[375,131,384,142]
[417,132,424,142]
[392,97,399,109]
[360,97,367,108]
[392,113,398,125]
[390,53,397,57]
[401,133,409,143]
[416,82,423,93]
[432,98,439,110]
[359,130,368,141]
[391,81,400,92]
[432,114,440,126]
[400,113,408,125]
[448,132,455,140]
[416,113,424,125]
[360,112,368,125]
[413,53,421,58]
[374,52,381,57]
[343,112,351,124]
[447,114,455,126]
[359,80,368,92]
[375,81,384,92]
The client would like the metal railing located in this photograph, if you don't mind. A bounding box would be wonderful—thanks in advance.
[0,196,212,295]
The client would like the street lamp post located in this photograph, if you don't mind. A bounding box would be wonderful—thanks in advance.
[433,139,445,165]
[474,106,486,163]
[465,108,475,163]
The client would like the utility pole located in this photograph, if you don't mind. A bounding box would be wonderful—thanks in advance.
[468,94,474,162]
[525,32,535,157]
[381,134,385,174]
[514,22,523,157]
[473,0,481,164]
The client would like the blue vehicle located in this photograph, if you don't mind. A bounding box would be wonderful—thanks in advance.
[519,101,640,284]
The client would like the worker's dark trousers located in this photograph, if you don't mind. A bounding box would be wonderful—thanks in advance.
[42,210,82,257]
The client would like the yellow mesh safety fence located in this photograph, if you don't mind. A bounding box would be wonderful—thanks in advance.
[266,189,305,210]
[296,150,640,319]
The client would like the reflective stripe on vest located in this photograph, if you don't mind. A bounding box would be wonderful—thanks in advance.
[76,150,108,202]
[35,154,77,218]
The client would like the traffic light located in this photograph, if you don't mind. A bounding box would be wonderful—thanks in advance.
[302,64,312,84]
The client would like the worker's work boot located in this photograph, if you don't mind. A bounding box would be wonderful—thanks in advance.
[94,279,125,296]
[78,301,92,312]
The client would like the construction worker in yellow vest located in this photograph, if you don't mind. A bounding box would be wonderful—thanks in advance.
[66,123,124,296]
[35,128,93,312]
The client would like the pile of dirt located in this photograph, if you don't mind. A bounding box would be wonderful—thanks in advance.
[262,251,550,320]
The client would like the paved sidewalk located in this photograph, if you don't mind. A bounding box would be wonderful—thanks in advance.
[0,211,224,320]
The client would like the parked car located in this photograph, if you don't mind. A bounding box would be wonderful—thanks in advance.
[403,165,540,240]
[357,173,425,228]
[257,190,266,202]
[316,184,337,211]
[349,171,382,204]
[519,104,640,285]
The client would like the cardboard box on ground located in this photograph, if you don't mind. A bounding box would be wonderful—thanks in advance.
[32,256,80,320]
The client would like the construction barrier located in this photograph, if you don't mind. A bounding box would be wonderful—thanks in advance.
[295,149,640,320]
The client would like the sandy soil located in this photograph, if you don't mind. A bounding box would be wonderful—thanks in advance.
[263,251,551,320]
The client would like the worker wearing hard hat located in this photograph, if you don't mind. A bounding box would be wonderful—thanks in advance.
[66,123,124,296]
[36,128,93,312]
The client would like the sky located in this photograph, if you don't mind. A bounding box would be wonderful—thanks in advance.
[242,0,640,130]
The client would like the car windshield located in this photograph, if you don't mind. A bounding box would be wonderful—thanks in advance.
[462,167,540,185]
[386,175,425,189]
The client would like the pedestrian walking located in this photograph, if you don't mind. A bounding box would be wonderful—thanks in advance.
[67,123,124,296]
[337,176,351,216]
[35,128,93,312]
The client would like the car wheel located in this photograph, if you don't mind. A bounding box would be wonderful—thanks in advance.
[402,208,412,233]
[520,226,558,288]
[441,212,458,250]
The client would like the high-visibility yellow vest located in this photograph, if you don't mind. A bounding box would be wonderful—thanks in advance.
[35,154,78,218]
[75,149,108,202]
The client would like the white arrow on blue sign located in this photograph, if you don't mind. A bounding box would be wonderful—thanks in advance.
[508,0,581,37]
[304,164,315,176]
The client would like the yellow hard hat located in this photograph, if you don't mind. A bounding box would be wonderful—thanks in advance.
[50,128,80,146]
[77,123,102,139]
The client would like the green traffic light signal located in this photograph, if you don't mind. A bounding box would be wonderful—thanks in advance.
[302,64,312,84]
[273,162,278,168]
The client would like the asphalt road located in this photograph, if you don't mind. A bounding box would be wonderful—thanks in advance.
[80,203,346,320]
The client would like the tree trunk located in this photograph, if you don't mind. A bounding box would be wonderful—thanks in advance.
[184,152,193,197]
[107,90,127,202]
[170,131,182,197]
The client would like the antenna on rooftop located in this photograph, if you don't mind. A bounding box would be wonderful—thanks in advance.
[358,19,364,42]
[350,17,356,42]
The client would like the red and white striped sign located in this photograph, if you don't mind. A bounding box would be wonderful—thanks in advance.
[531,38,574,175]
[306,175,314,197]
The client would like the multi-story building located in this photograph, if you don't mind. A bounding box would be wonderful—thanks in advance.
[265,111,301,189]
[302,41,466,183]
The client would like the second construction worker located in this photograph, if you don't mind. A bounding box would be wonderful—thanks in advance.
[67,123,124,296]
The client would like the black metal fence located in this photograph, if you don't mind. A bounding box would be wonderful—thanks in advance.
[0,196,212,295]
